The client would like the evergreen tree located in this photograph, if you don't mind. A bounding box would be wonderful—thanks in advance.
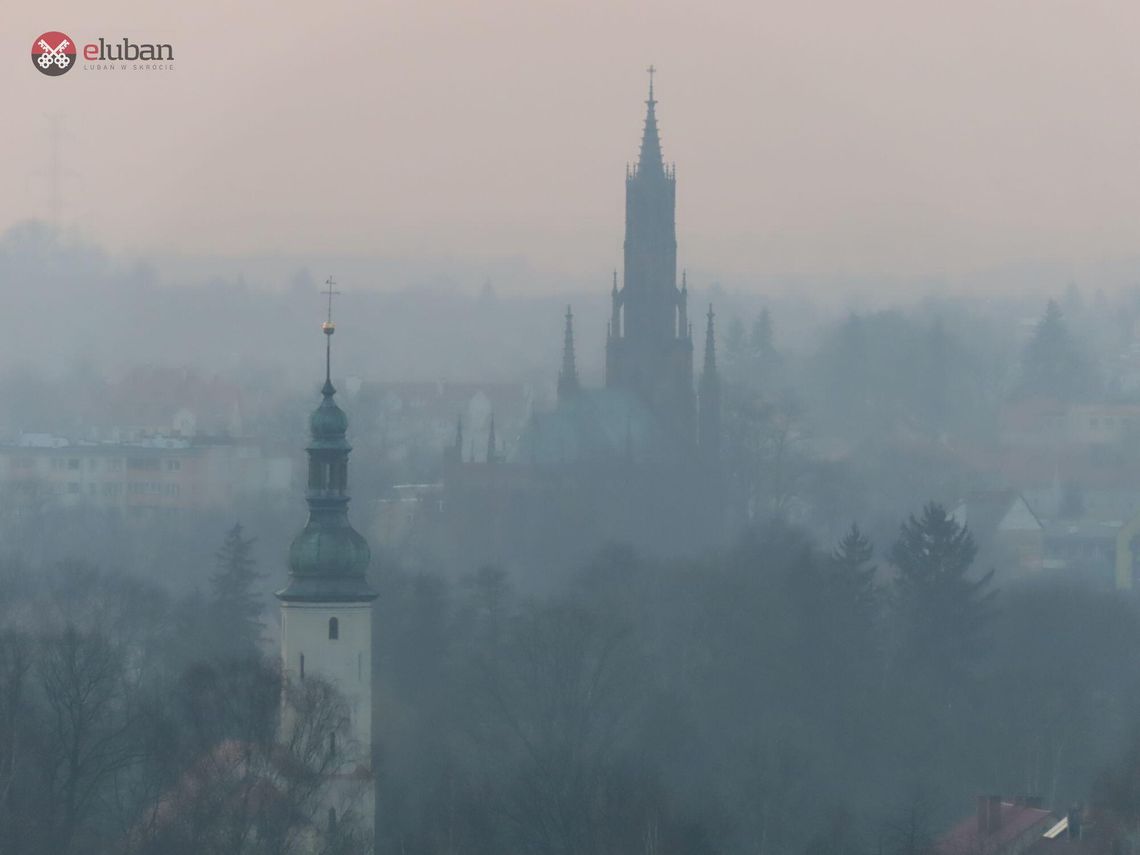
[830,523,878,613]
[1018,299,1098,401]
[209,523,264,656]
[889,503,994,684]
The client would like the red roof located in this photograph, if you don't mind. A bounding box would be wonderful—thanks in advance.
[937,801,1054,855]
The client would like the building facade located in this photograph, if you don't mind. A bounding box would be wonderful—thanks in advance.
[0,433,292,511]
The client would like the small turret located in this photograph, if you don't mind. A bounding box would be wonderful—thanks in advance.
[698,304,722,462]
[558,305,580,400]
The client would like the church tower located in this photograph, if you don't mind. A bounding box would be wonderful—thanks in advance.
[277,285,376,849]
[606,67,696,444]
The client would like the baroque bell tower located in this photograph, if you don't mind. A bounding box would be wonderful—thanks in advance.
[606,66,696,444]
[277,279,376,850]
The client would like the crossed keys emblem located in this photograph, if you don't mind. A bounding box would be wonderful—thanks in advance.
[37,37,71,70]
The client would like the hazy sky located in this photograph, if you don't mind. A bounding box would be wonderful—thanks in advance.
[6,0,1140,285]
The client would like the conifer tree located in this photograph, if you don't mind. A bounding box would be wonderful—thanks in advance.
[209,523,264,657]
[830,523,878,615]
[889,503,994,683]
[1018,299,1097,401]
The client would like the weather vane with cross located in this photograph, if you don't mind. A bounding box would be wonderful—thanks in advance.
[321,276,341,388]
[322,276,340,334]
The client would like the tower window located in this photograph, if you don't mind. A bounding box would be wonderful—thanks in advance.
[328,807,337,833]
[328,616,339,640]
[299,653,305,680]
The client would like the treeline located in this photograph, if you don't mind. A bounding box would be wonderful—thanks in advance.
[372,505,1140,855]
[3,509,1140,855]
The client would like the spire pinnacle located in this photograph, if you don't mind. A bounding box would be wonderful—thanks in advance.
[558,305,580,400]
[636,65,665,176]
[699,304,722,460]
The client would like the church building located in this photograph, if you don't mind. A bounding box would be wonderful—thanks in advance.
[277,304,377,849]
[435,70,725,575]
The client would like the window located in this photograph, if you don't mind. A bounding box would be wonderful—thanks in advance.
[328,808,337,833]
[68,458,80,470]
[328,617,339,640]
[67,482,80,494]
[329,732,336,755]
[299,653,305,679]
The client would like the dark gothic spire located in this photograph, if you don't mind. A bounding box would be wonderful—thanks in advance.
[558,305,580,400]
[278,284,374,603]
[637,65,664,176]
[698,304,722,461]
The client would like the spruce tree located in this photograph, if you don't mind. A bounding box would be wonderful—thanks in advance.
[209,523,264,657]
[1018,299,1097,401]
[889,503,994,684]
[830,523,878,617]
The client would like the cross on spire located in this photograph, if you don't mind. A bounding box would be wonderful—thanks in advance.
[321,276,341,390]
[323,276,341,326]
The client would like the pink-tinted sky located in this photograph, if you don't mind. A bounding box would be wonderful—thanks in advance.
[5,0,1140,284]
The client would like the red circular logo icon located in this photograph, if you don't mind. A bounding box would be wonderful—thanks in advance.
[32,32,76,76]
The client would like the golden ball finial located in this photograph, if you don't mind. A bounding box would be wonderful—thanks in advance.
[322,320,336,335]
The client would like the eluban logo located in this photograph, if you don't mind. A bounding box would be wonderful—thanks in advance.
[32,32,75,76]
[83,38,173,62]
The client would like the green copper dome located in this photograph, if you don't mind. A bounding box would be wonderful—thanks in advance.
[279,514,374,602]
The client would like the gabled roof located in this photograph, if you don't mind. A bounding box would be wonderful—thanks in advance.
[936,801,1055,855]
[955,490,1043,540]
